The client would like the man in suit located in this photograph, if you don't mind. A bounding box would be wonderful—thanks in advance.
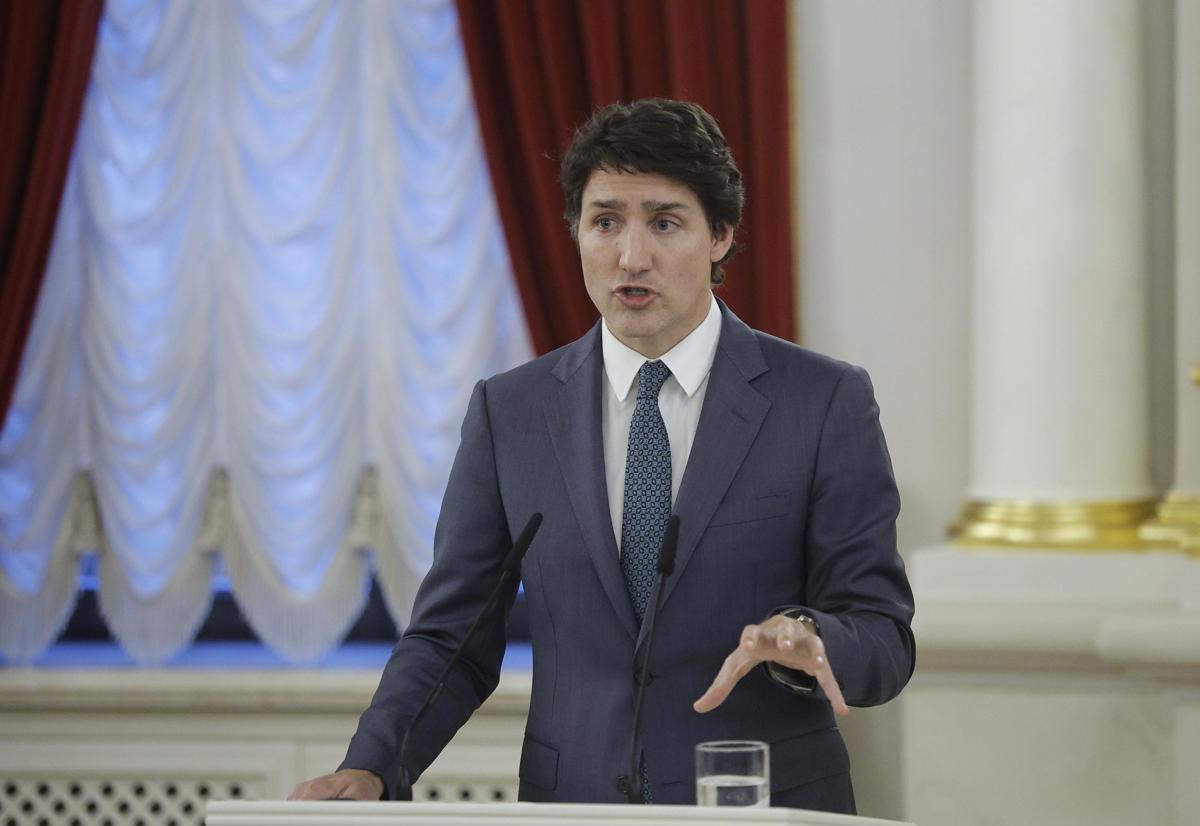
[290,99,914,811]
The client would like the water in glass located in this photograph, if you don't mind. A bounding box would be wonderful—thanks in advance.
[696,774,769,807]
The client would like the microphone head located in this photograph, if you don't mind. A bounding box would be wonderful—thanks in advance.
[503,512,543,574]
[657,515,679,575]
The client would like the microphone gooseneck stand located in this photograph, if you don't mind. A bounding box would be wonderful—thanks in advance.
[395,512,544,799]
[626,514,680,804]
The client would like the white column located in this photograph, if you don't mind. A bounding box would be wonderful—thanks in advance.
[956,0,1154,548]
[1172,0,1200,498]
[1180,2,1200,495]
[1142,0,1200,554]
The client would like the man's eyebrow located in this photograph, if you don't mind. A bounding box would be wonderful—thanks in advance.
[644,200,689,212]
[584,199,692,212]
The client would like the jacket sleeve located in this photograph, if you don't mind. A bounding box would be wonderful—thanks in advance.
[339,379,517,798]
[767,364,916,706]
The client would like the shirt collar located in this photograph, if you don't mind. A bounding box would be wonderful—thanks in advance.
[601,293,722,402]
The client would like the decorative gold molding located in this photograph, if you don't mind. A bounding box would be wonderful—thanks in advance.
[949,499,1158,550]
[1139,493,1200,556]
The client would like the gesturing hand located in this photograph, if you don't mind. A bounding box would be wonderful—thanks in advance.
[288,769,384,801]
[693,614,850,716]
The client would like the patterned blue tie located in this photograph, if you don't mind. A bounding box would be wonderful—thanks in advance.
[620,359,673,624]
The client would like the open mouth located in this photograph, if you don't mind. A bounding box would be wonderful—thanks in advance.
[617,286,652,296]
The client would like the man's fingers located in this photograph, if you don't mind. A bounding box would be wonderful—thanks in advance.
[694,649,757,713]
[774,617,803,651]
[812,653,850,716]
[693,654,742,713]
[697,618,851,716]
[800,636,850,716]
[289,777,344,801]
[769,629,850,715]
[703,621,852,716]
[740,624,761,650]
[288,779,331,801]
[288,770,383,801]
[692,682,727,713]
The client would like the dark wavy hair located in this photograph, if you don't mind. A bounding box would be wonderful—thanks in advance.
[560,99,744,285]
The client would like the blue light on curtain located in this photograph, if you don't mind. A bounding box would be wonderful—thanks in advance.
[0,0,532,665]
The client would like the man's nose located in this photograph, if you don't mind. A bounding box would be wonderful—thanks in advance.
[619,226,650,274]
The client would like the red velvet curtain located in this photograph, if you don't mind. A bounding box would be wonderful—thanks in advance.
[455,0,795,355]
[0,0,103,421]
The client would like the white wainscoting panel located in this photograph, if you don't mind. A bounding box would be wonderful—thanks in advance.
[0,650,531,826]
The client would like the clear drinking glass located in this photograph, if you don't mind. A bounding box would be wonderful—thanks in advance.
[694,740,770,807]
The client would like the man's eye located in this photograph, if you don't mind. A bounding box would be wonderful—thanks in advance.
[596,217,616,231]
[655,219,677,232]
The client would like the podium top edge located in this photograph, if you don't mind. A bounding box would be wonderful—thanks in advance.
[205,800,914,826]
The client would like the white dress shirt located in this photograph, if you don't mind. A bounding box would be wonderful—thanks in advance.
[601,293,722,551]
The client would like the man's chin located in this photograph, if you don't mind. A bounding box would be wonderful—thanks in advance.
[605,316,658,340]
[605,309,655,333]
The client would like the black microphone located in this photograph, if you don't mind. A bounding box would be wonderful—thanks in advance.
[626,514,680,804]
[395,512,543,799]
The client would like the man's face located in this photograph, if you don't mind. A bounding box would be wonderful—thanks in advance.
[578,169,733,359]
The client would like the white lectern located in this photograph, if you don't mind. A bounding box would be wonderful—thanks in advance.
[206,801,914,825]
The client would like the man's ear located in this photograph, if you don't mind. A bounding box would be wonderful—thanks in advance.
[710,223,734,262]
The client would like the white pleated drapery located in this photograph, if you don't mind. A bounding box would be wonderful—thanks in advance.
[0,0,532,664]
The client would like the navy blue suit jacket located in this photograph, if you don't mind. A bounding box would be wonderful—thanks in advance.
[342,302,915,811]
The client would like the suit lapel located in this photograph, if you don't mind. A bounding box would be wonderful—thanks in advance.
[640,304,770,645]
[543,325,640,641]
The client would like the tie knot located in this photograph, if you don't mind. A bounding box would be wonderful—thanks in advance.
[636,360,671,399]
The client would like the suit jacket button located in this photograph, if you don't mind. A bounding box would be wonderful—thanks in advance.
[616,774,630,795]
